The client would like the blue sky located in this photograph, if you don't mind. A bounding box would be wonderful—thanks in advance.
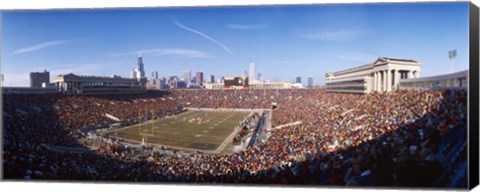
[1,2,470,86]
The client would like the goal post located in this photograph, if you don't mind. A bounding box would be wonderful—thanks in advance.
[138,109,154,137]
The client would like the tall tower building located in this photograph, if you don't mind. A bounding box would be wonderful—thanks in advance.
[137,55,145,78]
[131,68,139,79]
[257,73,262,81]
[183,70,192,82]
[249,63,256,81]
[308,77,314,87]
[296,76,302,84]
[195,72,204,86]
[210,74,215,83]
[29,70,50,88]
[152,71,158,79]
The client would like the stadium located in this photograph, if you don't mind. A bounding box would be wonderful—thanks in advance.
[2,2,476,189]
[2,87,468,187]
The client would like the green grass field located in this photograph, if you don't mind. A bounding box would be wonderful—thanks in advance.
[102,110,251,152]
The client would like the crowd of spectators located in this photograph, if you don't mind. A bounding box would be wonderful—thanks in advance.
[233,112,261,144]
[2,88,467,187]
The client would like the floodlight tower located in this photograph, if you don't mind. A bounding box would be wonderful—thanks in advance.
[448,49,457,73]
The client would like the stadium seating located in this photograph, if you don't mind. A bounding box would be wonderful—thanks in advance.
[2,89,468,188]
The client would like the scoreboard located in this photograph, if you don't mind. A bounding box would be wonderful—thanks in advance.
[224,76,249,88]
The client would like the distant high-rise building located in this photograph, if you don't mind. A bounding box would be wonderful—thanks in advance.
[308,77,314,87]
[168,76,179,88]
[131,68,137,79]
[160,77,167,89]
[257,73,262,81]
[296,76,302,84]
[152,71,158,79]
[147,78,162,90]
[195,72,204,86]
[30,70,50,88]
[177,81,187,89]
[183,71,191,82]
[243,70,248,77]
[210,74,215,83]
[220,76,225,83]
[250,63,256,81]
[137,55,145,78]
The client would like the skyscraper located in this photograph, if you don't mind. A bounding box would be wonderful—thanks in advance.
[296,76,302,84]
[168,76,179,89]
[159,77,167,89]
[137,55,145,78]
[257,73,262,81]
[183,71,191,82]
[249,63,256,81]
[29,70,50,88]
[131,68,137,79]
[152,71,158,79]
[195,72,204,86]
[308,77,314,87]
[210,74,215,83]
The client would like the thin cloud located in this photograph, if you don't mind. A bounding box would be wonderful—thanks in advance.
[172,18,234,55]
[112,48,214,58]
[300,30,364,42]
[11,40,69,55]
[226,24,267,30]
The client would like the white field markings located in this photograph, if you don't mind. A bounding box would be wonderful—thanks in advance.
[110,110,251,152]
[171,111,227,139]
[192,111,248,143]
[212,112,251,154]
[137,110,202,137]
[107,110,197,134]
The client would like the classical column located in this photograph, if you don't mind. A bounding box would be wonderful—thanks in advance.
[385,69,392,92]
[379,71,383,92]
[376,71,380,92]
[380,70,385,92]
[373,72,377,91]
[383,71,387,92]
[382,70,386,92]
[407,71,412,79]
[391,69,396,90]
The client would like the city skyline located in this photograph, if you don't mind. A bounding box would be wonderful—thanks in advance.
[1,2,470,86]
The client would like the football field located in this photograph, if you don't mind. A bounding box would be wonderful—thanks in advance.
[101,110,251,152]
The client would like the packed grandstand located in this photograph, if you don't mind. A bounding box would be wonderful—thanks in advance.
[2,88,467,187]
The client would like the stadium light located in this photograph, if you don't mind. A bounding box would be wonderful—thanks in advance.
[448,49,457,73]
